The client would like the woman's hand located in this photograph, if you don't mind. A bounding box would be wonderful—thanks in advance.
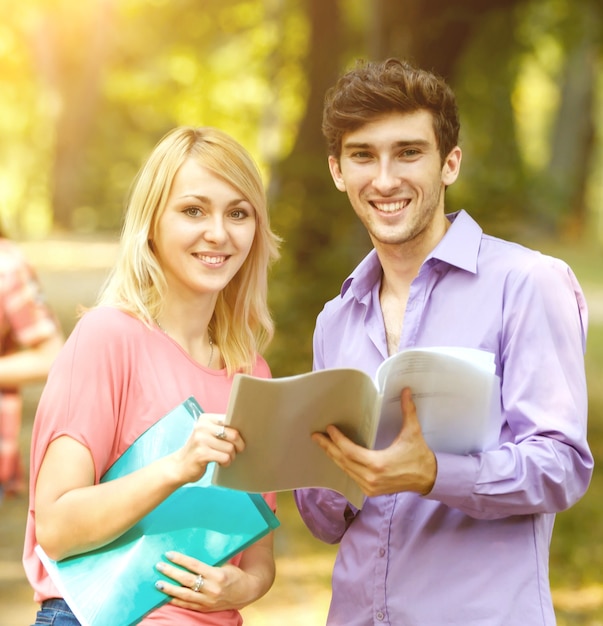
[166,414,246,486]
[154,537,275,613]
[34,416,246,561]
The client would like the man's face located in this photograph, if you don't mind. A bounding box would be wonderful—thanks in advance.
[328,110,461,251]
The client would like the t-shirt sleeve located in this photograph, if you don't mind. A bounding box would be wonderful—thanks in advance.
[30,309,133,484]
[251,353,272,379]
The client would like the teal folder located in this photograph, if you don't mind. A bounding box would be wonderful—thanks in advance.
[36,397,280,626]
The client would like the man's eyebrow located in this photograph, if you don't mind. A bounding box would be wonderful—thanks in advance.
[342,139,431,151]
[342,141,371,150]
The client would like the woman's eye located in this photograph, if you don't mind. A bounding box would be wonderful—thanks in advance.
[230,208,249,220]
[185,207,202,217]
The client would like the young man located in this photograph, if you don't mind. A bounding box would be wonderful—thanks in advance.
[294,58,593,625]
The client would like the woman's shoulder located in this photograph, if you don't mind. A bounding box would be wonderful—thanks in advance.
[251,353,272,379]
[78,306,145,330]
[68,307,148,348]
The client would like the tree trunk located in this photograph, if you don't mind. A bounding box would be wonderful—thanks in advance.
[545,4,599,238]
[31,0,114,231]
[269,0,354,375]
[368,0,524,80]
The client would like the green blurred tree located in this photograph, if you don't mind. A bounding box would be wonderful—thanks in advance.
[1,0,601,377]
[267,0,362,375]
[524,0,601,238]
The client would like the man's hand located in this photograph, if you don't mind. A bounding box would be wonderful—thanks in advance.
[312,387,437,497]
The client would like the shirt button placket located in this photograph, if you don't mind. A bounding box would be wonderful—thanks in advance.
[374,498,394,625]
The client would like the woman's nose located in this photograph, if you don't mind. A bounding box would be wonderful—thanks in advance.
[203,215,227,242]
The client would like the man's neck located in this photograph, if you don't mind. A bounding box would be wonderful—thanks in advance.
[377,213,451,354]
[377,213,450,295]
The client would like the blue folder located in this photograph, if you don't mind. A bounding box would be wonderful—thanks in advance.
[36,396,280,626]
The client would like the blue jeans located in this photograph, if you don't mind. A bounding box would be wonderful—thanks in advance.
[32,599,81,625]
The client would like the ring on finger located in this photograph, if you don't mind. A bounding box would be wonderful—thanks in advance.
[192,574,204,593]
[215,425,227,440]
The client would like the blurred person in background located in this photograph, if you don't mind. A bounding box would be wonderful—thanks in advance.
[0,226,63,501]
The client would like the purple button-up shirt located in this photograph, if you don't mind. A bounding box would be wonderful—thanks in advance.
[294,210,593,625]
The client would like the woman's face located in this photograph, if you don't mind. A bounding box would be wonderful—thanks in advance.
[152,157,256,302]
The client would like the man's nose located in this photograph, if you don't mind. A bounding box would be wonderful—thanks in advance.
[372,161,400,193]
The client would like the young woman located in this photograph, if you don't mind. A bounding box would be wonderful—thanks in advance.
[23,126,281,626]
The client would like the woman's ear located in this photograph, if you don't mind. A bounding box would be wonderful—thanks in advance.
[328,156,346,192]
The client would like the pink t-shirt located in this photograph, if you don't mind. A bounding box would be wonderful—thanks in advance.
[23,306,275,626]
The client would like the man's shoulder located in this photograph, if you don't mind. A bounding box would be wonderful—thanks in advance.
[477,235,582,310]
[453,211,566,276]
[480,233,572,275]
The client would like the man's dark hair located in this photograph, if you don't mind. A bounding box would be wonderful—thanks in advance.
[322,58,460,163]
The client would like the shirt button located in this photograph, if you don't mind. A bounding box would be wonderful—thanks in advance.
[376,611,385,621]
[379,548,385,557]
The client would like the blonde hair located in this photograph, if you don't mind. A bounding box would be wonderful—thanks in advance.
[97,126,281,374]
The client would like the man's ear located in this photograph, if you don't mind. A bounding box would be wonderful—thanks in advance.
[328,155,346,192]
[442,146,462,186]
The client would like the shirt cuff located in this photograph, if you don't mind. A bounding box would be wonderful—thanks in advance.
[424,451,479,506]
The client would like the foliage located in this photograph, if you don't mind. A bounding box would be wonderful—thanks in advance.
[0,0,311,233]
[450,0,602,239]
[1,0,601,238]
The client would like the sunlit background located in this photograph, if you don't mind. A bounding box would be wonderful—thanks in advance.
[1,1,602,624]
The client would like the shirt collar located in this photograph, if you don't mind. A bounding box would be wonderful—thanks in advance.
[340,209,483,300]
[427,209,482,273]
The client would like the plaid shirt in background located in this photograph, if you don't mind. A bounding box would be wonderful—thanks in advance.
[0,239,60,496]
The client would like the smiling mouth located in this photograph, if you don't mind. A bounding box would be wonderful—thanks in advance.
[371,199,410,213]
[194,254,228,265]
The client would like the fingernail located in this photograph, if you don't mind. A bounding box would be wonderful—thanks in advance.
[165,551,175,559]
[155,581,164,590]
[156,562,165,572]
